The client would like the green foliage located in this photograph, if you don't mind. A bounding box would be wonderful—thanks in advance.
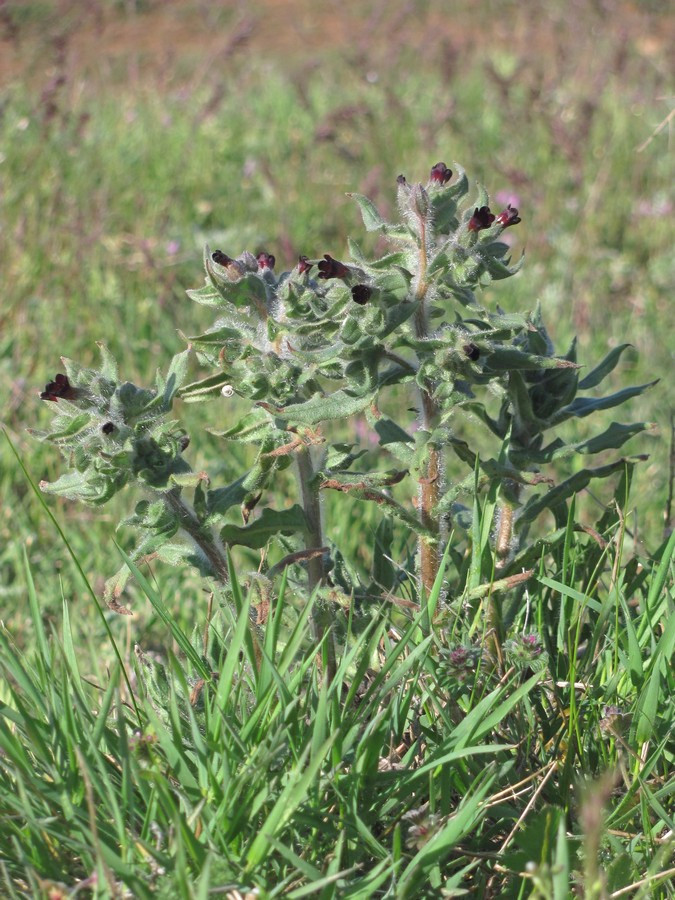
[1,4,673,895]
[31,163,653,608]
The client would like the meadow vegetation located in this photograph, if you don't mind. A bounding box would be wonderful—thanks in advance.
[0,1,673,897]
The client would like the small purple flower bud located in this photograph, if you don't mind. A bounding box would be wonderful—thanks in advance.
[179,435,190,452]
[396,174,407,186]
[351,284,372,305]
[463,343,480,361]
[211,250,233,266]
[297,255,312,274]
[495,204,521,227]
[521,633,540,649]
[40,373,78,402]
[101,421,115,434]
[429,162,452,184]
[257,251,275,270]
[468,206,496,232]
[317,254,350,280]
[449,647,470,666]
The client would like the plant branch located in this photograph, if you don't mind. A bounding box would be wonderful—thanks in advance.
[163,487,229,585]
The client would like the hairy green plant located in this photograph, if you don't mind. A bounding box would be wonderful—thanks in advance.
[32,162,654,642]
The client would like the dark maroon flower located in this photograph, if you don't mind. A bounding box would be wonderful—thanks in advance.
[317,254,350,280]
[101,421,115,434]
[351,284,372,305]
[495,204,521,227]
[297,255,312,274]
[468,206,496,232]
[396,174,408,186]
[463,343,480,361]
[40,373,77,402]
[211,250,233,266]
[257,251,275,270]
[429,162,452,185]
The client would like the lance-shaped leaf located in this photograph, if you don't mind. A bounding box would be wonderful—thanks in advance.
[40,469,128,505]
[186,282,228,308]
[479,247,525,281]
[29,412,93,443]
[509,421,654,466]
[551,380,658,423]
[186,325,243,349]
[347,192,387,231]
[259,389,377,427]
[347,193,413,241]
[220,505,307,549]
[151,347,191,411]
[578,343,633,389]
[485,348,579,373]
[95,342,119,382]
[179,371,234,403]
[367,414,415,466]
[209,408,278,443]
[206,474,249,523]
[348,237,411,272]
[517,456,647,526]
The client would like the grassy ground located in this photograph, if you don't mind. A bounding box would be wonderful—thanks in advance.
[0,1,673,896]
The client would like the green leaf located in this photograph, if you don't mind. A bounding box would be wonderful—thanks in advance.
[510,421,653,465]
[186,282,227,308]
[370,415,415,466]
[372,516,395,591]
[518,457,644,525]
[178,371,233,403]
[266,389,377,426]
[579,343,633,389]
[158,347,191,409]
[220,505,307,549]
[187,325,243,347]
[347,192,387,232]
[206,475,248,522]
[635,608,675,745]
[486,348,579,373]
[555,380,658,420]
[208,409,276,442]
[95,342,119,381]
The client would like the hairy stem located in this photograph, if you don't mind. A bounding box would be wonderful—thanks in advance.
[163,488,229,585]
[295,445,336,680]
[413,213,444,596]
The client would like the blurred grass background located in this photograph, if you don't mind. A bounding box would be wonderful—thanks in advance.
[1,0,673,648]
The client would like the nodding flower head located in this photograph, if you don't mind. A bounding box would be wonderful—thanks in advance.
[101,421,115,434]
[468,206,496,232]
[211,250,233,266]
[463,343,480,361]
[351,284,372,305]
[317,254,350,280]
[495,204,521,227]
[297,255,312,274]
[429,162,452,185]
[257,251,275,270]
[40,373,78,402]
[396,174,408,186]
